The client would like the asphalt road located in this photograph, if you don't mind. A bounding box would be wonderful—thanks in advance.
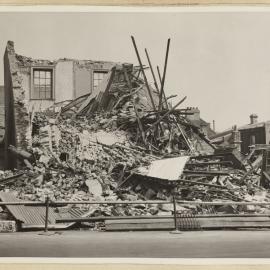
[1,230,270,258]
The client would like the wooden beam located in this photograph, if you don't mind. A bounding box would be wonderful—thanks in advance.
[131,36,156,111]
[145,96,187,133]
[183,170,230,176]
[175,178,227,189]
[145,48,168,110]
[158,38,170,111]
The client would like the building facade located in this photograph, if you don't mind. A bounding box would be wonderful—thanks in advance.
[210,114,270,154]
[3,41,117,167]
[238,114,270,154]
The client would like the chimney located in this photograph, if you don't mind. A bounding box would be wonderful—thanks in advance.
[231,125,241,151]
[250,114,258,124]
[186,107,200,122]
[212,120,216,132]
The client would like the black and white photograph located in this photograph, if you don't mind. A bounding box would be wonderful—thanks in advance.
[0,6,270,260]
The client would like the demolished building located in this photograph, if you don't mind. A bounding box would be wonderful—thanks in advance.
[1,38,270,232]
[3,40,214,169]
[3,41,118,168]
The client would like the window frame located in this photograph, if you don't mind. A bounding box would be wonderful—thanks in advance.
[30,66,55,100]
[92,69,109,91]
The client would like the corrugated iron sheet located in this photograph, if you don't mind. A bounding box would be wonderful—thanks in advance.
[136,156,190,181]
[0,192,91,229]
[0,192,58,225]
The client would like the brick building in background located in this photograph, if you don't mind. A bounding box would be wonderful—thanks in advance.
[210,114,270,154]
[238,114,270,154]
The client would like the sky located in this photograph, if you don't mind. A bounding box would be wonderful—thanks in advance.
[0,9,270,131]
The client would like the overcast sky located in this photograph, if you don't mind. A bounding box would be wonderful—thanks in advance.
[0,10,269,131]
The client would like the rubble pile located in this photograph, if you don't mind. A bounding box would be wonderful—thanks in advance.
[120,156,270,215]
[1,105,270,217]
[4,62,216,206]
[1,37,270,224]
[1,117,159,202]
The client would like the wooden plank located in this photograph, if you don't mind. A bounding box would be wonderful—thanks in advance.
[175,178,227,189]
[105,216,270,231]
[60,93,90,114]
[158,38,170,111]
[131,36,156,111]
[76,67,116,115]
[183,170,230,176]
[0,173,24,184]
[106,218,173,224]
[8,145,32,160]
[105,219,174,231]
[144,96,187,133]
[57,214,270,224]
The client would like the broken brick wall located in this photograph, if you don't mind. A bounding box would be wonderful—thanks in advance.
[4,41,31,168]
[3,41,154,170]
[3,41,118,156]
[0,86,4,141]
[12,40,118,114]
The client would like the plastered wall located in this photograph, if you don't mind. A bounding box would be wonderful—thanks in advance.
[55,60,74,102]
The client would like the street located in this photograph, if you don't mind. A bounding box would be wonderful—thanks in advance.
[0,230,270,258]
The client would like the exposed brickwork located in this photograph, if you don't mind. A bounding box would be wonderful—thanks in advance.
[4,41,31,168]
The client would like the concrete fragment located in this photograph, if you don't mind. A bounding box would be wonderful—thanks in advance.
[144,188,156,200]
[149,206,159,215]
[134,184,142,192]
[158,203,187,212]
[39,155,51,165]
[122,194,138,201]
[93,130,127,146]
[133,204,146,209]
[85,179,103,196]
[241,204,256,213]
[156,190,168,200]
[0,221,16,233]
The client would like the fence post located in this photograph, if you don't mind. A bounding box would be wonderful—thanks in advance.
[173,195,177,230]
[44,195,50,232]
[170,195,181,234]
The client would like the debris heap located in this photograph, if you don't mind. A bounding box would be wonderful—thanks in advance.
[1,36,270,228]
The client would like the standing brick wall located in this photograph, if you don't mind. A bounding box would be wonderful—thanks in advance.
[4,41,31,169]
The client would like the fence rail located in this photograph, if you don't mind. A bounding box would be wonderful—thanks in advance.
[1,198,270,232]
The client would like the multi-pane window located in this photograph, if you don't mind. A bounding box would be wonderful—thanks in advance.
[93,71,108,90]
[32,69,53,99]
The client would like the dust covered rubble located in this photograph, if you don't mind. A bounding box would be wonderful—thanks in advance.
[1,110,270,218]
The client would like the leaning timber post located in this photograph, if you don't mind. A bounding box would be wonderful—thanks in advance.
[44,195,50,232]
[145,49,169,110]
[158,38,170,111]
[131,36,164,137]
[145,48,159,93]
[145,96,187,133]
[131,36,156,111]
